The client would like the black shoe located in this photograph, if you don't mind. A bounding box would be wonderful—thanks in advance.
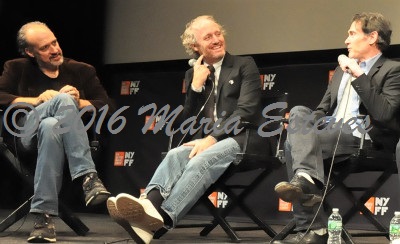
[274,174,322,207]
[27,213,56,243]
[271,230,328,244]
[83,172,111,206]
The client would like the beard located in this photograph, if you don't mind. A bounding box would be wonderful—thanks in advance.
[49,54,64,66]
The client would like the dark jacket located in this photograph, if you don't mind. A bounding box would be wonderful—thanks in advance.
[0,58,109,110]
[180,52,272,152]
[316,56,400,151]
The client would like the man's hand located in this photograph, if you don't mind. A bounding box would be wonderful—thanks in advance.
[60,85,80,103]
[37,89,59,104]
[338,56,363,78]
[184,135,217,159]
[191,55,211,91]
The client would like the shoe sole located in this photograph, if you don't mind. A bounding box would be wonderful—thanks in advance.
[116,194,164,232]
[274,181,302,203]
[107,198,152,244]
[275,182,323,207]
[86,190,111,206]
[27,236,56,243]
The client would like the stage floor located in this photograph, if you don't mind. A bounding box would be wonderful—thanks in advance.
[0,210,389,243]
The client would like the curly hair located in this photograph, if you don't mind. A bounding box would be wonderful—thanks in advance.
[180,15,226,56]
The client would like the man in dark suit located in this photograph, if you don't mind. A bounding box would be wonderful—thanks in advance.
[273,12,400,243]
[106,15,272,243]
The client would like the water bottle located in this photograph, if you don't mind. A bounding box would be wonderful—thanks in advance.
[328,208,342,244]
[390,211,400,244]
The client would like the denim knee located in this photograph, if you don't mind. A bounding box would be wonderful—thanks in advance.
[38,117,62,142]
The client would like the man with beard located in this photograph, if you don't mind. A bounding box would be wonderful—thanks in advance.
[0,21,111,243]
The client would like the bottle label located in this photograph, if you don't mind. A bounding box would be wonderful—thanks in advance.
[390,224,400,234]
[328,221,342,230]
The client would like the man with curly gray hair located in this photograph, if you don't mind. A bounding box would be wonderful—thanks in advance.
[107,15,273,243]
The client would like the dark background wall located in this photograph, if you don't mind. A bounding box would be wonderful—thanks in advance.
[0,0,106,71]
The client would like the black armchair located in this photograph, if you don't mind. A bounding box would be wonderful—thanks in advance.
[155,92,289,242]
[0,107,104,236]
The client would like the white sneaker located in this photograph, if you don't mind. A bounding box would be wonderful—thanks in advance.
[107,197,153,244]
[115,193,164,232]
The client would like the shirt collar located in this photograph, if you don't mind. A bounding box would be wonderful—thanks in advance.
[362,52,382,75]
[205,56,224,71]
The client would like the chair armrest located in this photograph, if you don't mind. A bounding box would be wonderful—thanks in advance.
[240,119,286,162]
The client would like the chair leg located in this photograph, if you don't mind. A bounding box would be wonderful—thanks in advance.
[201,168,277,239]
[236,200,277,237]
[201,197,241,242]
[1,144,89,236]
[0,195,32,232]
[58,202,89,236]
[0,195,89,236]
[341,226,356,244]
[270,218,296,242]
[339,171,391,234]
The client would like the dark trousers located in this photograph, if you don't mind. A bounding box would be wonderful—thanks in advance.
[285,106,361,231]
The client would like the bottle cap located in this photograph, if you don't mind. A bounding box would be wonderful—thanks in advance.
[395,211,400,215]
[332,208,339,212]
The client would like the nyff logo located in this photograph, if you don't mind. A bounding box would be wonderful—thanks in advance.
[145,115,162,131]
[121,81,141,95]
[364,197,390,216]
[114,151,135,166]
[260,74,277,90]
[208,191,229,208]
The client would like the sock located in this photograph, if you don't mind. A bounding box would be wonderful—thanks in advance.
[297,172,315,184]
[147,189,163,210]
[146,189,173,227]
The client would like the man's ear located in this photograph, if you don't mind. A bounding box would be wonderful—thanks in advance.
[192,43,199,53]
[368,31,379,45]
[25,48,34,58]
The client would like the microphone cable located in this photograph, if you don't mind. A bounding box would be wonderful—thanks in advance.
[297,74,354,244]
[176,66,215,147]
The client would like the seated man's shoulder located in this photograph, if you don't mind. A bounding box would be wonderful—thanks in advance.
[234,55,257,69]
[6,58,31,67]
[382,57,400,67]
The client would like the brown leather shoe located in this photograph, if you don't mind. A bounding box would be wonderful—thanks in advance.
[274,174,322,207]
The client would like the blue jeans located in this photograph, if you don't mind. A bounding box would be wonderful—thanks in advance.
[19,94,97,216]
[144,137,240,227]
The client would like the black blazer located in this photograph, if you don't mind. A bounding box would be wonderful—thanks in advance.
[316,56,400,151]
[179,52,268,150]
